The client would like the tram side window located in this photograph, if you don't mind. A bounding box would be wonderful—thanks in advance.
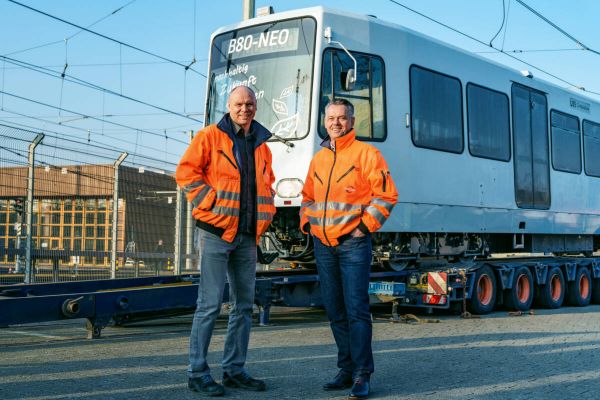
[410,65,463,153]
[550,111,581,174]
[583,120,600,177]
[319,49,386,141]
[467,83,510,161]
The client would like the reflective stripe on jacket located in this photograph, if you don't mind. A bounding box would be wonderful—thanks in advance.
[300,130,398,247]
[176,114,276,244]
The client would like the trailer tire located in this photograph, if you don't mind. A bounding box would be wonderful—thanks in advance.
[467,265,496,314]
[567,267,592,307]
[504,266,534,311]
[535,266,564,309]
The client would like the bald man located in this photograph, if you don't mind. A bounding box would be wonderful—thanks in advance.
[177,85,276,396]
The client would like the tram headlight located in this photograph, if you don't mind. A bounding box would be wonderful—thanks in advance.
[276,178,304,198]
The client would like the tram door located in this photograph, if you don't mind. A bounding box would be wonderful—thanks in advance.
[511,84,550,209]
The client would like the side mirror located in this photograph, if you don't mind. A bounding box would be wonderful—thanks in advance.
[342,68,356,91]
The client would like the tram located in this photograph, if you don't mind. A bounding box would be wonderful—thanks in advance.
[205,7,600,313]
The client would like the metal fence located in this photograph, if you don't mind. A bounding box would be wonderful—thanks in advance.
[0,123,196,285]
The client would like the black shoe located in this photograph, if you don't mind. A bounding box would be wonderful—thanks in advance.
[323,370,353,391]
[223,371,266,391]
[349,375,370,399]
[188,375,224,396]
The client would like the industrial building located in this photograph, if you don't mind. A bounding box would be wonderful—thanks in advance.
[0,164,176,267]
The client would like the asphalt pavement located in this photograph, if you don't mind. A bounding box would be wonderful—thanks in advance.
[2,305,600,399]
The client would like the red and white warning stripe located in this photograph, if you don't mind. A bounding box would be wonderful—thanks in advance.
[427,272,448,294]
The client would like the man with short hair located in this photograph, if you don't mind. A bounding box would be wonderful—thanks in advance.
[177,85,276,396]
[300,99,398,399]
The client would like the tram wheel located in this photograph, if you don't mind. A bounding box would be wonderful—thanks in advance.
[467,265,496,315]
[534,266,565,309]
[504,266,534,311]
[567,267,592,307]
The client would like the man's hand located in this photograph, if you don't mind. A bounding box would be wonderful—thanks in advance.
[350,227,366,238]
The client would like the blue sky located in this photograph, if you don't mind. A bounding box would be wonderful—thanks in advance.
[1,0,599,171]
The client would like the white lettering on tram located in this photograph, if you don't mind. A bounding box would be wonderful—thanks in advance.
[227,29,291,55]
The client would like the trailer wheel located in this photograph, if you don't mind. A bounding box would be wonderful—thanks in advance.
[505,266,533,311]
[567,267,592,306]
[467,265,496,314]
[535,266,564,309]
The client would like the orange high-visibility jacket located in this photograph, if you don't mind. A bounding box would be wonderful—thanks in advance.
[300,130,398,246]
[176,115,276,244]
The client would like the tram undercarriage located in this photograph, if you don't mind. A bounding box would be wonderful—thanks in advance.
[264,207,598,270]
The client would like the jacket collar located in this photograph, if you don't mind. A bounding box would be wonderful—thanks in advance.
[320,129,356,152]
[217,113,272,148]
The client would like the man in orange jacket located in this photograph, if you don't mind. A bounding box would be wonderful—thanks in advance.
[300,99,398,399]
[177,86,275,396]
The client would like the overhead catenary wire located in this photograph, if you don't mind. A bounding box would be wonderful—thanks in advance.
[476,47,585,54]
[0,111,203,119]
[489,0,506,47]
[0,108,193,159]
[0,110,182,164]
[2,60,207,69]
[7,0,207,79]
[501,0,512,51]
[386,0,600,96]
[0,55,204,124]
[515,0,599,55]
[0,89,189,145]
[3,0,138,57]
[0,128,177,172]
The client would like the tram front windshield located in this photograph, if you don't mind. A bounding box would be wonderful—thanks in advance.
[207,17,316,140]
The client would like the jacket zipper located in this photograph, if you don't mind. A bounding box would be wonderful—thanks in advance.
[218,150,238,170]
[381,171,387,192]
[314,171,324,185]
[336,165,355,183]
[322,151,337,246]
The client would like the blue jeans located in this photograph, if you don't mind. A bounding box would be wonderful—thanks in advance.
[313,234,374,377]
[188,229,257,378]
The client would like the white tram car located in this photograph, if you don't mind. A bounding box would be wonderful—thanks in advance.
[206,6,600,264]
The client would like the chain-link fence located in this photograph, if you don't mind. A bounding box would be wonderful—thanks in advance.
[0,123,196,285]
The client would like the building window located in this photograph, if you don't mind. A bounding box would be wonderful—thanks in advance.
[85,213,95,224]
[410,65,463,153]
[96,226,106,237]
[96,240,105,251]
[319,49,386,141]
[583,120,600,177]
[551,110,581,174]
[467,83,510,161]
